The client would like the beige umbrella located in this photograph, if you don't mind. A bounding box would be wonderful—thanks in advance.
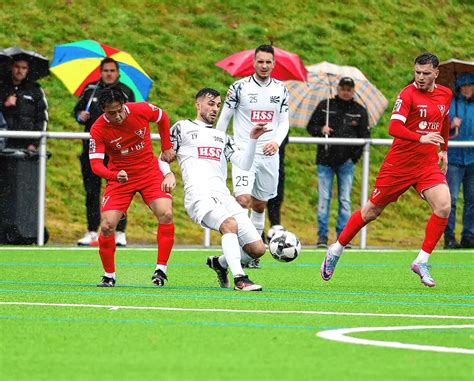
[286,61,388,129]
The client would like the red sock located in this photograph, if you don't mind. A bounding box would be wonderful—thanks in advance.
[157,223,175,265]
[421,213,448,254]
[98,234,116,273]
[338,210,367,246]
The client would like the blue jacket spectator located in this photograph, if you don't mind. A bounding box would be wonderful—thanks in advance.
[444,72,474,249]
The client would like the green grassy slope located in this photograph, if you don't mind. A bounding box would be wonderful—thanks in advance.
[1,1,473,246]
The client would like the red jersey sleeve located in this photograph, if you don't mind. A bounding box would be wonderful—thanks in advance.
[388,86,422,142]
[89,126,118,181]
[391,87,412,124]
[440,114,450,152]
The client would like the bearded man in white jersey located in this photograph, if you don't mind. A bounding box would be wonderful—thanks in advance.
[216,45,290,268]
[162,88,269,291]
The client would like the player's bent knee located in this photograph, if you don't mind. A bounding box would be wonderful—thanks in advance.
[157,209,173,224]
[220,217,238,234]
[236,196,251,209]
[435,204,451,219]
[244,241,266,257]
[251,199,267,213]
[100,222,115,236]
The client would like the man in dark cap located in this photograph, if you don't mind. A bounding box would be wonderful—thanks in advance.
[307,77,370,248]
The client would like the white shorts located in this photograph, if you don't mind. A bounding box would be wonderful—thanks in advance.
[185,192,261,246]
[232,153,279,201]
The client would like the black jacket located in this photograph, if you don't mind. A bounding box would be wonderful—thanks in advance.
[306,96,370,167]
[73,81,135,154]
[0,77,48,149]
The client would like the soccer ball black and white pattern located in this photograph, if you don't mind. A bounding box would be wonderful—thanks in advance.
[268,230,301,262]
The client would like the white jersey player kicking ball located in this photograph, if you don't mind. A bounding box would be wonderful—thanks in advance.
[216,44,290,268]
[160,88,270,291]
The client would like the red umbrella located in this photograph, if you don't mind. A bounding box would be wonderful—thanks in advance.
[216,47,307,82]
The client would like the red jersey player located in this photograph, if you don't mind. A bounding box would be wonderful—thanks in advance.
[321,53,453,287]
[89,86,176,287]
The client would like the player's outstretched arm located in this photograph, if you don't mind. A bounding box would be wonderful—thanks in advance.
[215,103,233,132]
[227,124,271,170]
[250,123,271,139]
[158,154,176,192]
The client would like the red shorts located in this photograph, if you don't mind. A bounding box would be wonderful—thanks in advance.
[101,171,172,214]
[369,161,447,207]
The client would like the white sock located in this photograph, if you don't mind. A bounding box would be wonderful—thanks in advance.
[330,241,345,257]
[415,250,430,264]
[240,247,254,265]
[105,272,116,279]
[155,264,167,274]
[250,210,265,235]
[218,255,228,269]
[222,233,245,277]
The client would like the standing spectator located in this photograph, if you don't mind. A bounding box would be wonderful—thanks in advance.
[444,73,474,249]
[307,77,370,248]
[74,58,135,246]
[0,58,48,151]
[216,44,290,268]
[89,87,176,287]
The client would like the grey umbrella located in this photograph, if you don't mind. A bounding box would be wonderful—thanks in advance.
[1,47,49,82]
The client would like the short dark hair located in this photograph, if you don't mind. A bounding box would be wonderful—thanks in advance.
[99,85,125,109]
[100,57,119,71]
[255,45,274,57]
[414,53,439,68]
[195,87,220,100]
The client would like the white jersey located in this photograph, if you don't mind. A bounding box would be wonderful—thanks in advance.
[216,75,290,154]
[170,119,256,197]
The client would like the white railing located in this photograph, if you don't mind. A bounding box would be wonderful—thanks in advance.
[1,130,473,248]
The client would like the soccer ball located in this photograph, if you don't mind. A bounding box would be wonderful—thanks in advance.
[269,230,301,262]
[266,224,287,242]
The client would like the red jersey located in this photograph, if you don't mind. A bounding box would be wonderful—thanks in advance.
[89,102,170,179]
[385,83,452,169]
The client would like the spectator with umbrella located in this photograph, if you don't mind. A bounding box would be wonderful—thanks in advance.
[306,77,370,248]
[0,47,49,151]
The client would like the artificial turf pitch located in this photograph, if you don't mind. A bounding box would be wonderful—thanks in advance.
[0,247,473,380]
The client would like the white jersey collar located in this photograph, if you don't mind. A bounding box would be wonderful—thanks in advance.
[252,74,272,87]
[193,119,213,129]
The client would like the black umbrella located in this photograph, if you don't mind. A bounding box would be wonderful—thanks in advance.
[1,47,49,82]
[0,51,12,78]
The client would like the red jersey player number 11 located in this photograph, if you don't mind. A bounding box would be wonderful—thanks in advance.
[88,86,177,288]
[321,52,453,289]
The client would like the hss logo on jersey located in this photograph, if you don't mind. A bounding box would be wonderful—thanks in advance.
[197,147,222,161]
[250,110,274,123]
[437,105,446,116]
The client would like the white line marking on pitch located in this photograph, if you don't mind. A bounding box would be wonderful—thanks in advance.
[0,247,441,253]
[1,301,473,320]
[317,325,474,354]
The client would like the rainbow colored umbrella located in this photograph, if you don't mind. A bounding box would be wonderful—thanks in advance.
[50,40,152,101]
